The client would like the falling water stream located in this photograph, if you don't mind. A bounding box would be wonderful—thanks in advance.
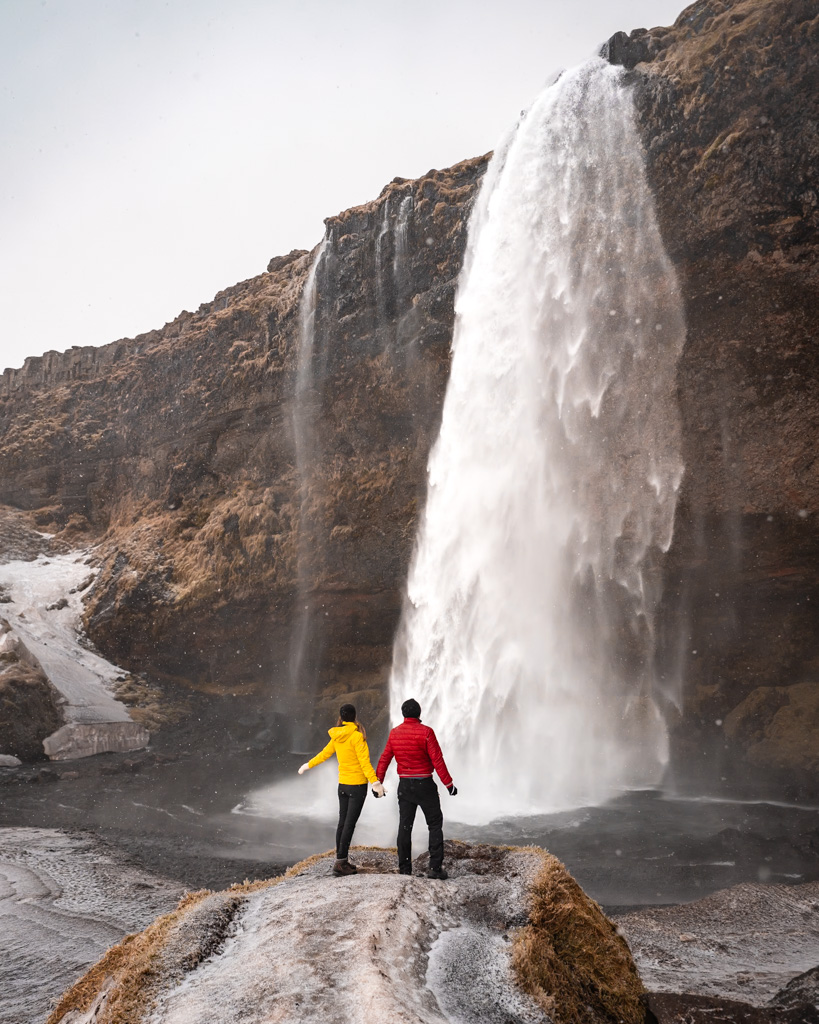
[389,59,686,823]
[288,237,328,751]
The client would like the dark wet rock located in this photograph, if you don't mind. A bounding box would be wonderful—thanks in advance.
[772,963,819,1009]
[600,28,659,69]
[648,991,819,1023]
[724,682,819,774]
[0,650,62,762]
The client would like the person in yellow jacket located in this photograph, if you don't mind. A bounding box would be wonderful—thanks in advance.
[298,703,386,876]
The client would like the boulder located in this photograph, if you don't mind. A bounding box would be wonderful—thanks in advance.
[48,842,647,1024]
[0,649,62,762]
[724,682,819,773]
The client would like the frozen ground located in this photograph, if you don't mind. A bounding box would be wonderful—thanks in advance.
[616,879,819,1006]
[5,822,819,1024]
[0,827,184,1024]
[0,548,148,758]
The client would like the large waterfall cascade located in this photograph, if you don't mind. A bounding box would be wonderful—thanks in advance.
[388,59,687,823]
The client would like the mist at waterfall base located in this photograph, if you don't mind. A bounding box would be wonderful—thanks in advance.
[250,58,686,834]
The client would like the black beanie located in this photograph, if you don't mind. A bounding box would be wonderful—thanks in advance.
[401,698,421,719]
[339,703,357,722]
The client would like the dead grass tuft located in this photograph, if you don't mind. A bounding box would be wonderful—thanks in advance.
[512,851,645,1024]
[46,889,211,1024]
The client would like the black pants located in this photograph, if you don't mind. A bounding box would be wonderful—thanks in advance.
[397,777,444,874]
[336,783,367,860]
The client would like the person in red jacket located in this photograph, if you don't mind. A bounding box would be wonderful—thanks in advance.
[376,698,457,880]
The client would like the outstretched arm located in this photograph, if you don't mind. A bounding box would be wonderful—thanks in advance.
[306,738,335,769]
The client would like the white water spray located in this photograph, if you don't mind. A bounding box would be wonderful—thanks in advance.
[389,60,686,823]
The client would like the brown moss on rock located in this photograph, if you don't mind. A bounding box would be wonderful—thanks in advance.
[45,889,215,1024]
[111,675,193,732]
[725,681,819,773]
[513,851,646,1024]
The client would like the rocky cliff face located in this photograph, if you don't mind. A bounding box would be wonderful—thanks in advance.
[1,0,817,790]
[604,0,819,792]
[0,158,488,748]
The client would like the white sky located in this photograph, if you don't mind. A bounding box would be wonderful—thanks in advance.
[1,0,686,372]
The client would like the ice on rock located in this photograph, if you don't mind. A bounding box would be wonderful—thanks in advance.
[427,927,546,1024]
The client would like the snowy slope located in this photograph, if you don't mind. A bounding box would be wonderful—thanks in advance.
[0,546,148,758]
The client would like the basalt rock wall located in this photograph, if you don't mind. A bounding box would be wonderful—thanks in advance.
[0,159,488,745]
[607,0,819,792]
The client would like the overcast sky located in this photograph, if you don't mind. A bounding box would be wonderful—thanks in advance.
[1,0,686,372]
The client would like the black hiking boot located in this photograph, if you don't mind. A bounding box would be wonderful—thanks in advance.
[426,867,448,880]
[332,858,358,876]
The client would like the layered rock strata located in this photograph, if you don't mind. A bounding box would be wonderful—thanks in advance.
[0,160,487,750]
[603,0,819,791]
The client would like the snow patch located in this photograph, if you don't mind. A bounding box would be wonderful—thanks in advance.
[0,827,183,1024]
[0,552,149,758]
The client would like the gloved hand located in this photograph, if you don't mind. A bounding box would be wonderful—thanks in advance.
[298,763,310,775]
[447,783,458,796]
[372,781,386,798]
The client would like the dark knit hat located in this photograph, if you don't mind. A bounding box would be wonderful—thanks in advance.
[339,703,357,722]
[401,698,421,719]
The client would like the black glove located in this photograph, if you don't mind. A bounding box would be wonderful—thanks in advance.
[447,783,458,796]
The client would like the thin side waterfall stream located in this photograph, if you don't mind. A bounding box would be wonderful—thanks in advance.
[389,59,686,823]
[288,236,328,751]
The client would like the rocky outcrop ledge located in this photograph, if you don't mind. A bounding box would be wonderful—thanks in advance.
[48,842,646,1024]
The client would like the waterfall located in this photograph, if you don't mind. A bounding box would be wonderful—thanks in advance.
[388,59,686,822]
[374,192,415,330]
[392,194,413,310]
[288,237,328,749]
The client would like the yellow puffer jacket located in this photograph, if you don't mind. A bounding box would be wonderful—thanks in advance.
[308,722,378,785]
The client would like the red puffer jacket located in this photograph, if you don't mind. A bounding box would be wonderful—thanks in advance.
[376,717,453,787]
